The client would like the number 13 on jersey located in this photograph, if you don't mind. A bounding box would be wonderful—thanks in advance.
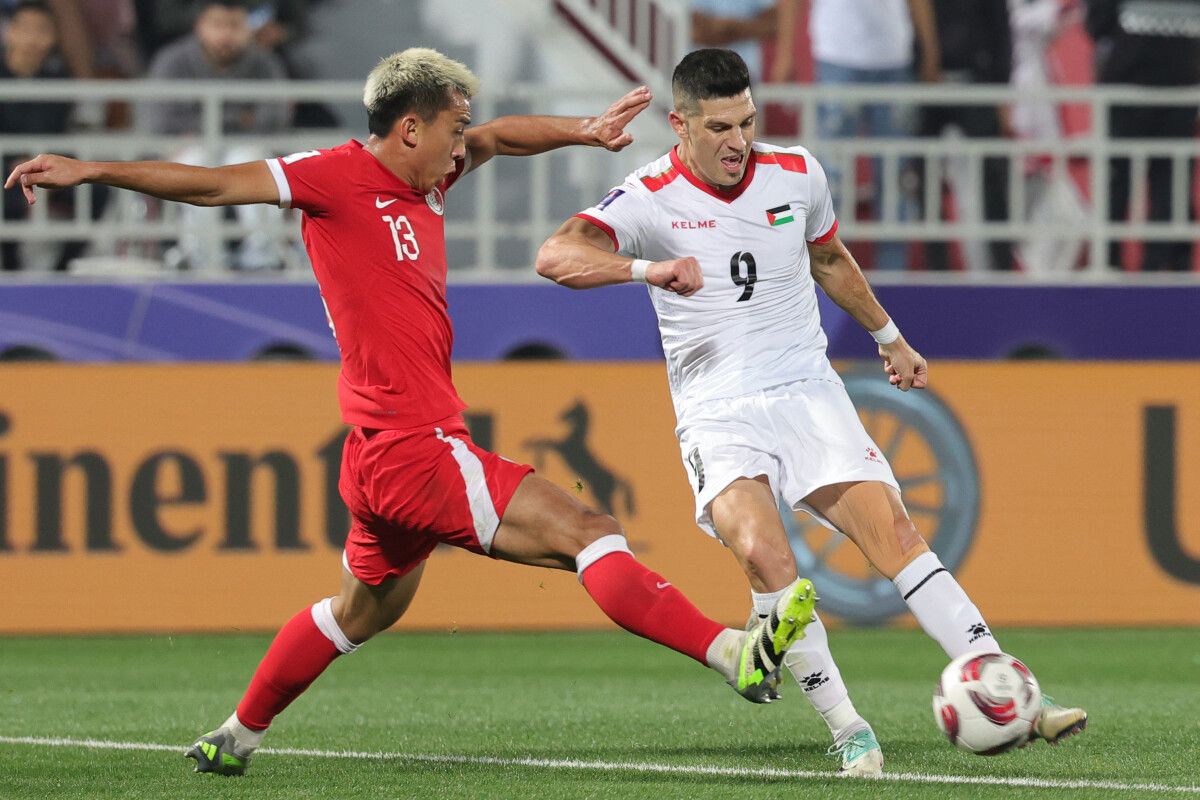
[382,214,420,261]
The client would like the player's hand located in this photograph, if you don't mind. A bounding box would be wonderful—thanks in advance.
[646,257,703,296]
[583,86,652,152]
[879,338,928,391]
[5,154,90,205]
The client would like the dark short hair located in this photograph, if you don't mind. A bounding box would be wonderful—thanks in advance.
[191,0,251,20]
[7,0,55,22]
[672,49,751,115]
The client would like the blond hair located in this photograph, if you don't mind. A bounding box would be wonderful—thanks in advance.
[363,48,480,134]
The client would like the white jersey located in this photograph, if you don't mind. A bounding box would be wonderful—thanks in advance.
[1009,0,1063,140]
[577,143,842,423]
[809,0,914,70]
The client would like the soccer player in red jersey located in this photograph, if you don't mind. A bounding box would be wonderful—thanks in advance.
[6,48,819,776]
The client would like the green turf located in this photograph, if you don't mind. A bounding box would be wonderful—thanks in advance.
[1,628,1197,799]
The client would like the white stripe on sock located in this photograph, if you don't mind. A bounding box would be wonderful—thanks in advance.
[893,551,945,599]
[310,597,358,654]
[574,534,633,582]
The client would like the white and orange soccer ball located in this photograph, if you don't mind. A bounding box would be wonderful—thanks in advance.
[933,651,1043,755]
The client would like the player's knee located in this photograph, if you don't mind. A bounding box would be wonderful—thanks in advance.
[532,506,625,571]
[332,604,380,645]
[733,533,795,587]
[330,594,400,645]
[574,510,623,550]
[566,511,629,570]
[719,516,794,585]
[874,517,929,579]
[311,596,371,654]
[895,515,928,559]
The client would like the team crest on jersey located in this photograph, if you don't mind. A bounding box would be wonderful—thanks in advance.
[766,204,795,226]
[597,188,625,210]
[425,187,445,216]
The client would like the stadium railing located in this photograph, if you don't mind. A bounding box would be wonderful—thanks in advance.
[553,0,690,101]
[0,79,1196,282]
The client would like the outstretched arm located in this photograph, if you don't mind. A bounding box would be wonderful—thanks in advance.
[808,234,928,390]
[536,216,703,296]
[5,155,280,207]
[464,86,651,172]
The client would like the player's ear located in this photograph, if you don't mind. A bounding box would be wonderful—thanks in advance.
[395,114,421,147]
[668,110,688,140]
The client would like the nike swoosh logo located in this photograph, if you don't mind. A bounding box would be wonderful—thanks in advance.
[375,197,397,208]
[656,581,672,589]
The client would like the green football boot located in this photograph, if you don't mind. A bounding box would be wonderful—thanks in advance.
[184,728,254,776]
[731,578,818,703]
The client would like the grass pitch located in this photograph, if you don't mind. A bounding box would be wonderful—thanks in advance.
[1,628,1197,799]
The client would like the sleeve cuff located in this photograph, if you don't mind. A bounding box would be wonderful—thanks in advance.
[809,218,838,245]
[574,213,619,251]
[266,158,291,209]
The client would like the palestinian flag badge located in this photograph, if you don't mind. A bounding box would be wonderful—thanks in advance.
[766,204,794,226]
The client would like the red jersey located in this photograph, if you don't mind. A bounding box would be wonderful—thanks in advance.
[267,140,468,429]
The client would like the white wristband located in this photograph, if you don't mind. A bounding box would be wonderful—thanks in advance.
[870,319,900,345]
[629,259,650,283]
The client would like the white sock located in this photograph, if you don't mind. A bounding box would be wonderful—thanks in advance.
[752,589,868,744]
[893,551,1001,658]
[222,711,266,750]
[704,628,743,681]
[821,697,870,745]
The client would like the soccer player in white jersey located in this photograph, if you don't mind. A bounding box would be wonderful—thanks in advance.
[535,49,1087,777]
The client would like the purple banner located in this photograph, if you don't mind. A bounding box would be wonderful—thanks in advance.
[0,282,1197,361]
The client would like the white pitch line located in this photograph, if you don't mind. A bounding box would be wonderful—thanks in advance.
[2,735,1198,795]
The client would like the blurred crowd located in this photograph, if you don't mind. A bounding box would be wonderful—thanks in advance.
[692,0,1200,273]
[0,0,337,271]
[0,0,1196,273]
[0,0,331,129]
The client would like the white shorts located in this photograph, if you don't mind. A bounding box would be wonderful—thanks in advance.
[676,378,900,540]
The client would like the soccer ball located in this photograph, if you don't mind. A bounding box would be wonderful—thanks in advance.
[933,651,1042,755]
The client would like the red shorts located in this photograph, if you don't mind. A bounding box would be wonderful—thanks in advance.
[339,415,534,584]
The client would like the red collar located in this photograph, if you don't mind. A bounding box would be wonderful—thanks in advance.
[669,145,757,203]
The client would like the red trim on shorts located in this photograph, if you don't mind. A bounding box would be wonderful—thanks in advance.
[575,213,619,250]
[755,151,809,173]
[338,420,534,586]
[810,219,839,245]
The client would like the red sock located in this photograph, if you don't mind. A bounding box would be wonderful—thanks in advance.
[235,607,342,730]
[580,552,724,664]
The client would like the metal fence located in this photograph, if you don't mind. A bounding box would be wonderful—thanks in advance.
[0,79,1196,283]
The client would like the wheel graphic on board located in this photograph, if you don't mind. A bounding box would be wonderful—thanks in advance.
[781,372,980,624]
